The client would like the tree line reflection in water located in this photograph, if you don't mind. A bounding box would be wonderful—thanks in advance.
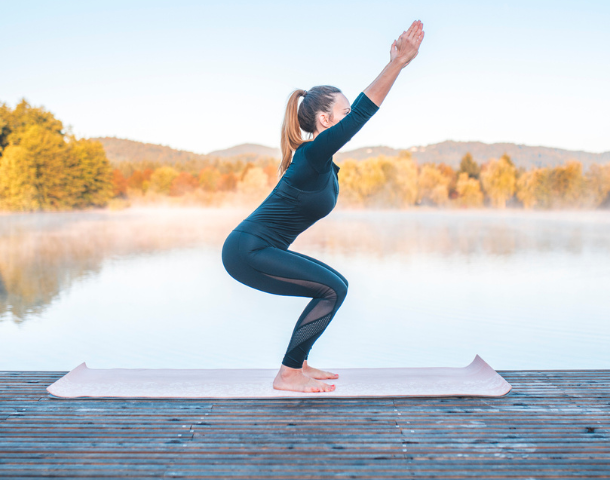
[1,207,608,324]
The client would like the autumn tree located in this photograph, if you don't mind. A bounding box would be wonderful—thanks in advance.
[69,138,114,207]
[198,166,221,192]
[437,162,457,199]
[0,99,114,211]
[149,166,179,194]
[548,160,584,208]
[500,153,515,168]
[417,163,450,206]
[584,163,610,208]
[458,152,480,180]
[0,99,64,152]
[455,172,484,207]
[236,166,268,197]
[516,161,586,209]
[480,156,517,208]
[333,159,363,206]
[393,150,419,207]
[217,172,238,191]
[126,168,154,194]
[127,170,146,192]
[338,151,418,208]
[112,169,128,198]
[0,124,74,211]
[366,151,419,208]
[170,172,199,196]
[141,168,153,193]
[516,168,545,209]
[263,163,279,186]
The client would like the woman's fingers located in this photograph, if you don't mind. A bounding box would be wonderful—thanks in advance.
[404,22,415,38]
[392,20,424,66]
[407,21,422,42]
[416,30,425,47]
[399,20,423,48]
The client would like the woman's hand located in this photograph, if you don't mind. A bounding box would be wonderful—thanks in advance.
[390,20,425,68]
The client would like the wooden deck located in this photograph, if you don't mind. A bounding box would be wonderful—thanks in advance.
[0,369,609,479]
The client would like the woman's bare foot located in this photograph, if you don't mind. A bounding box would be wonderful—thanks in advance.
[302,360,339,380]
[273,364,336,393]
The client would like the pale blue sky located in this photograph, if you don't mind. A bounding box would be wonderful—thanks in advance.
[1,0,609,154]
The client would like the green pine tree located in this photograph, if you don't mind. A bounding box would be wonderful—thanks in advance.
[458,152,481,180]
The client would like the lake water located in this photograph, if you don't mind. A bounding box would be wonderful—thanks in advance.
[1,207,608,372]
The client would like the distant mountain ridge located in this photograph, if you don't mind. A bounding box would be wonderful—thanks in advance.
[206,143,279,158]
[92,137,609,171]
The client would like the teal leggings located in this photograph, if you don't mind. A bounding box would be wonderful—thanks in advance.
[222,229,348,368]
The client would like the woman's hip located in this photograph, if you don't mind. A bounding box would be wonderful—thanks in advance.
[222,230,271,278]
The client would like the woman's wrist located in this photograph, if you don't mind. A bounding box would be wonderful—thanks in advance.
[391,57,410,69]
[387,58,407,74]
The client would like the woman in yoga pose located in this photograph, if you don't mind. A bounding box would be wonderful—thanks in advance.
[222,20,425,393]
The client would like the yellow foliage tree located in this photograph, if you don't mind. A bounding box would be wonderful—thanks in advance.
[0,99,64,152]
[334,158,363,206]
[0,124,75,211]
[480,157,517,208]
[455,172,484,207]
[199,166,221,192]
[548,160,584,208]
[517,160,586,209]
[393,151,419,207]
[417,164,450,206]
[236,166,268,196]
[149,166,179,194]
[516,169,543,209]
[68,137,114,208]
[0,99,114,211]
[338,152,418,208]
[584,163,610,208]
[356,158,387,200]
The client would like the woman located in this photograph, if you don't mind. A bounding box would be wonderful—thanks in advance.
[222,20,425,393]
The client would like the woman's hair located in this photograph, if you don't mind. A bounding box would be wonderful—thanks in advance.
[278,85,342,178]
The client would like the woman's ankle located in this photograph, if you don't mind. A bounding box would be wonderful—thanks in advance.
[279,364,303,377]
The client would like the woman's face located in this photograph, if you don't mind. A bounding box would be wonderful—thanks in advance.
[317,93,351,132]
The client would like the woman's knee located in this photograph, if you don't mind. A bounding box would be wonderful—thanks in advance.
[331,279,348,306]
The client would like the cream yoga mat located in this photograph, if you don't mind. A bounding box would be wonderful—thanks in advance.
[47,354,511,399]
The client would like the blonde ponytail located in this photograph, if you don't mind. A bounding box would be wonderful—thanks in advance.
[278,89,307,178]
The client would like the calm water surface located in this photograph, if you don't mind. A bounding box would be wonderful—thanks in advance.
[1,207,608,371]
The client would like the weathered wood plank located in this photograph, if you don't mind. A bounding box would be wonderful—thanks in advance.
[0,369,609,479]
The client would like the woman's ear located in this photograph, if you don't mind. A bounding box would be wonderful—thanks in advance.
[318,112,329,129]
[321,111,334,129]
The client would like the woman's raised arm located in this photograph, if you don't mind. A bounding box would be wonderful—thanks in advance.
[364,20,425,107]
[303,20,425,173]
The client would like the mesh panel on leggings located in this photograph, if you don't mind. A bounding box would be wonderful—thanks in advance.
[261,272,338,358]
[285,312,333,354]
[262,273,337,326]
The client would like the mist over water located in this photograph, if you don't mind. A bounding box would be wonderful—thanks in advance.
[0,207,608,371]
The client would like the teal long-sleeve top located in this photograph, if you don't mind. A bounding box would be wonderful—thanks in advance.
[234,91,380,249]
